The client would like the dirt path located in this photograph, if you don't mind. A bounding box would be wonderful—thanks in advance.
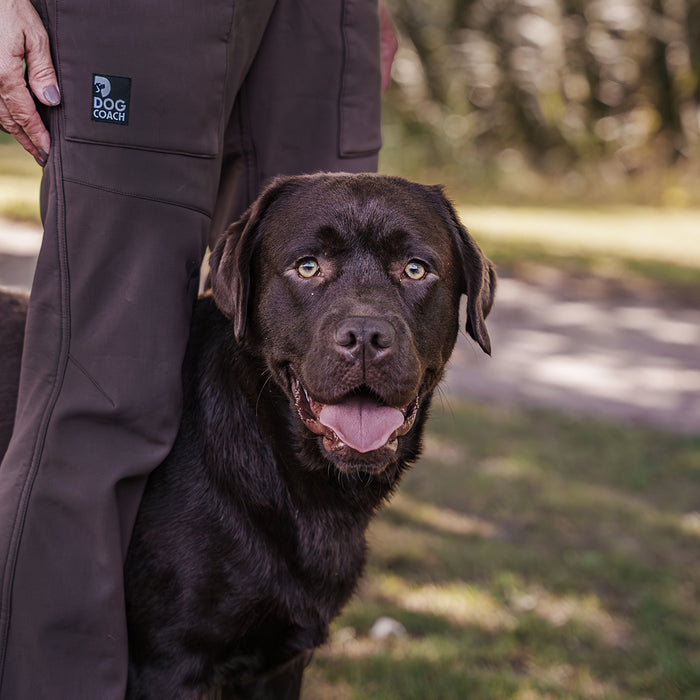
[2,218,699,434]
[446,277,700,433]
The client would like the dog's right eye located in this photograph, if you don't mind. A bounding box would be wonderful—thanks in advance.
[404,260,427,280]
[296,258,320,278]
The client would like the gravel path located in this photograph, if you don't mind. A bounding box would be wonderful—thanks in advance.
[2,218,698,434]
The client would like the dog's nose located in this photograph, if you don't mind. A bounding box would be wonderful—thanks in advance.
[334,316,395,361]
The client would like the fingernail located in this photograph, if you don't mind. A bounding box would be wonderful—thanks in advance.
[35,148,49,167]
[43,85,61,106]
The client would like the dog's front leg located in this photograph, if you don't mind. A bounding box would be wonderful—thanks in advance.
[216,650,311,700]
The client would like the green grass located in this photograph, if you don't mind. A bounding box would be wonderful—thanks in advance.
[302,401,700,699]
[457,206,700,267]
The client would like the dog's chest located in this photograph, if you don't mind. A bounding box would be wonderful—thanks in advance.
[245,498,367,618]
[186,502,367,682]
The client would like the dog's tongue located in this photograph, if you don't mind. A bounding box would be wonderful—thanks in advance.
[319,396,404,453]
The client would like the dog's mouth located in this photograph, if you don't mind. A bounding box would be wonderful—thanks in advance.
[292,378,418,462]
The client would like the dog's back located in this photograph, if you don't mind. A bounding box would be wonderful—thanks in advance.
[0,290,27,456]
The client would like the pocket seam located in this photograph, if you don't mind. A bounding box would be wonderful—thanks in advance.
[63,176,213,218]
[62,135,219,160]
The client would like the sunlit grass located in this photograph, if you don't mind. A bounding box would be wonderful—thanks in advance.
[456,204,700,305]
[458,205,700,268]
[303,401,700,699]
[367,574,518,632]
[0,176,41,222]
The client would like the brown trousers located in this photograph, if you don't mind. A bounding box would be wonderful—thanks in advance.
[0,1,381,697]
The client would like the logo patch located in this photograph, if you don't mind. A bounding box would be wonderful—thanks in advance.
[92,74,131,125]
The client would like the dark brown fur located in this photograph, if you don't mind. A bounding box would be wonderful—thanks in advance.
[0,174,495,699]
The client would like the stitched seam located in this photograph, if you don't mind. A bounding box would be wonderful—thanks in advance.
[63,136,218,159]
[67,355,117,408]
[217,2,237,158]
[63,176,213,218]
[337,0,349,157]
[0,1,72,685]
[0,138,71,698]
[239,82,259,206]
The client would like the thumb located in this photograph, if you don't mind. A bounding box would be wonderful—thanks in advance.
[24,22,61,106]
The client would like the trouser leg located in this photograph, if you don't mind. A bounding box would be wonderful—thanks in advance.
[0,2,275,698]
[0,167,210,700]
[210,0,382,241]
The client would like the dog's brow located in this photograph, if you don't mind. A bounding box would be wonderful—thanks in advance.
[374,227,442,268]
[279,226,348,266]
[317,225,349,249]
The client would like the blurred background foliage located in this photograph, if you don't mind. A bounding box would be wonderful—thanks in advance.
[380,0,700,205]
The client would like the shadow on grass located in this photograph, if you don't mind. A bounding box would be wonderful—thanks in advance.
[303,400,700,699]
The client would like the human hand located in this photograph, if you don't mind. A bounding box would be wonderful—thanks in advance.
[379,3,397,92]
[0,0,61,165]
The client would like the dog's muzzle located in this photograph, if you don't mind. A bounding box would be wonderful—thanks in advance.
[292,377,418,466]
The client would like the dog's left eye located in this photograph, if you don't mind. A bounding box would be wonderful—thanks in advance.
[297,258,320,278]
[404,260,427,280]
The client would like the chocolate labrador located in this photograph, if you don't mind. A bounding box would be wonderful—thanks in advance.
[0,173,495,699]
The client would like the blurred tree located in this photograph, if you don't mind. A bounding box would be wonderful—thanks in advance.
[382,0,700,197]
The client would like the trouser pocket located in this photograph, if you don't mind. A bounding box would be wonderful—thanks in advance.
[53,0,236,156]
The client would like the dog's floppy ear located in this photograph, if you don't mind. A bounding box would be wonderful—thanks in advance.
[209,176,294,342]
[429,186,496,355]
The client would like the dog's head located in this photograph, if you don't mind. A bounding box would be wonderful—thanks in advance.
[209,173,495,474]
